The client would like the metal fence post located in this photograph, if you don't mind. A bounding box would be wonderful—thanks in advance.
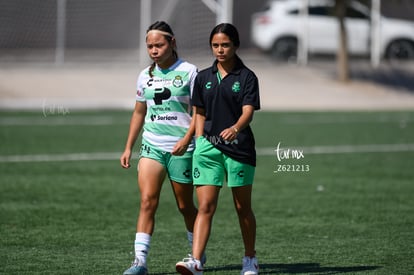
[371,0,381,68]
[139,0,151,68]
[56,0,66,65]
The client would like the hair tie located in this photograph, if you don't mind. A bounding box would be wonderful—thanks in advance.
[146,30,174,38]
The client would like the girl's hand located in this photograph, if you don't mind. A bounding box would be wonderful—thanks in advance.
[171,139,189,156]
[220,126,238,142]
[120,149,132,169]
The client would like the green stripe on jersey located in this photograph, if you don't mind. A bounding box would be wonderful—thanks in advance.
[144,123,188,137]
[136,59,197,152]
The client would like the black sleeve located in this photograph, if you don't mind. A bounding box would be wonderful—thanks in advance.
[191,74,204,108]
[242,71,261,110]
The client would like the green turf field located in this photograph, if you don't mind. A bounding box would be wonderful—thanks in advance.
[1,110,413,274]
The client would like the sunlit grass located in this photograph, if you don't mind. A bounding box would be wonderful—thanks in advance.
[1,110,413,274]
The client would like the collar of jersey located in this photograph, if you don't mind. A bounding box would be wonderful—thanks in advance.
[212,55,244,75]
[155,58,183,73]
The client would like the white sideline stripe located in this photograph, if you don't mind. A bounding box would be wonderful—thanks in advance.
[257,143,414,156]
[1,114,412,126]
[1,144,414,163]
[278,115,414,125]
[0,116,123,126]
[0,152,123,163]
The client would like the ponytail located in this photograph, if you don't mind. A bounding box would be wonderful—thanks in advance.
[149,62,156,78]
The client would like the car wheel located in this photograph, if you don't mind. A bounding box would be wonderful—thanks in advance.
[271,37,298,61]
[385,40,414,60]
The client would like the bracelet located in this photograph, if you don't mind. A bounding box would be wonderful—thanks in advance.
[232,126,239,134]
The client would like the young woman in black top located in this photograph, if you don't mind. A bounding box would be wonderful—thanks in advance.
[176,23,260,275]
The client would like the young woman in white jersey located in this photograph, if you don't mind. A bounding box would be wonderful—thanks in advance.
[120,21,202,275]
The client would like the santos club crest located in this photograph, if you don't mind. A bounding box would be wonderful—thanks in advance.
[173,76,184,88]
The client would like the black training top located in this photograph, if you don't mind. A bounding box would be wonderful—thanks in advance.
[192,56,261,166]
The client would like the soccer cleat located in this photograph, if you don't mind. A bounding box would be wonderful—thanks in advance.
[176,255,204,275]
[241,256,259,275]
[186,250,206,265]
[123,257,148,275]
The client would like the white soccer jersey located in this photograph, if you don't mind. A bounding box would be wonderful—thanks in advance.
[136,59,197,152]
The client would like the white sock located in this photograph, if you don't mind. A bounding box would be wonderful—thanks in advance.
[134,232,151,265]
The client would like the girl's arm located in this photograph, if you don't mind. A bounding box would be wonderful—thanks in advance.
[120,101,147,168]
[195,106,206,138]
[220,105,255,142]
[172,106,197,156]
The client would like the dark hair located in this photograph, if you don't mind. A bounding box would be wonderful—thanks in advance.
[146,21,178,77]
[209,23,240,48]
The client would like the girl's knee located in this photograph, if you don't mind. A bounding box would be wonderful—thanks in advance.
[177,203,197,216]
[198,202,217,216]
[140,196,159,213]
[235,205,253,218]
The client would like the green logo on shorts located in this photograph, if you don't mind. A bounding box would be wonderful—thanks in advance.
[183,169,190,178]
[193,168,200,178]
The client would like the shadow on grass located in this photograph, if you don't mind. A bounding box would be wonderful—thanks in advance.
[204,262,381,274]
[150,262,381,274]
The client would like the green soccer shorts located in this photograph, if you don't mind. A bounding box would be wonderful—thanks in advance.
[139,141,193,184]
[192,136,255,187]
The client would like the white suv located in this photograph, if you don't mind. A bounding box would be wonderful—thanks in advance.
[251,0,414,60]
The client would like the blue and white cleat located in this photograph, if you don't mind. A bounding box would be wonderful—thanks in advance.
[241,256,259,275]
[123,258,148,275]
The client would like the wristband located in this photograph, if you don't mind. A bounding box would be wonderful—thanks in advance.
[232,126,239,134]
